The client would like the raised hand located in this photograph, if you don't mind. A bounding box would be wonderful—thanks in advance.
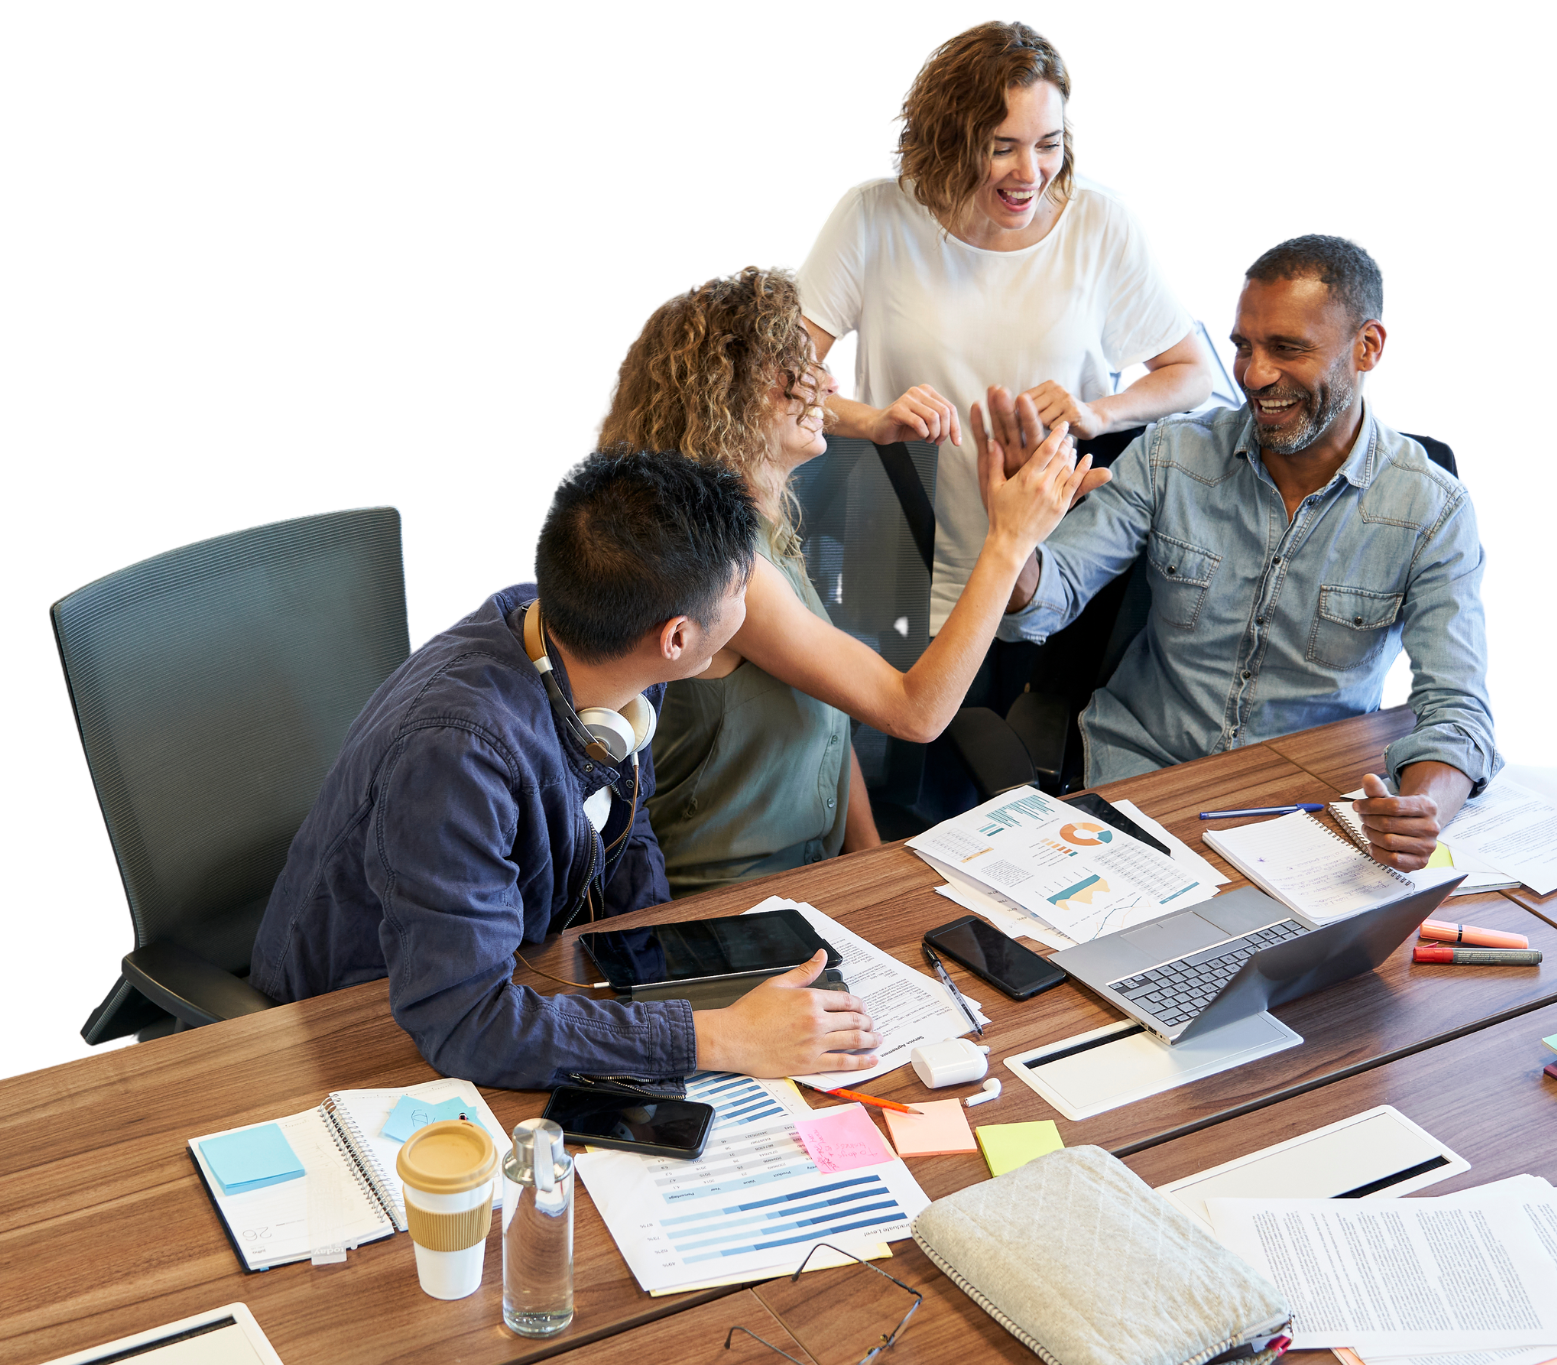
[692,951,881,1078]
[867,384,962,446]
[977,417,1101,551]
[1023,379,1108,441]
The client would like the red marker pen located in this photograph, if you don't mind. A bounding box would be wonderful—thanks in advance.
[1413,945,1543,965]
[1419,919,1530,950]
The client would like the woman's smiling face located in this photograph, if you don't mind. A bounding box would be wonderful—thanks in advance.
[967,80,1066,238]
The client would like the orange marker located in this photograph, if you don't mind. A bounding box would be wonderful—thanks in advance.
[1419,919,1529,950]
[796,1081,922,1115]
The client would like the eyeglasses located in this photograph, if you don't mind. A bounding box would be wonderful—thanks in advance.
[724,1242,923,1364]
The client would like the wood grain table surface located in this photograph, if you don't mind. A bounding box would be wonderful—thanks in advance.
[4,709,1552,1365]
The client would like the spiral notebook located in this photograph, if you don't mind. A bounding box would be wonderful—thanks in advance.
[1328,797,1520,895]
[188,1077,505,1272]
[1202,810,1414,924]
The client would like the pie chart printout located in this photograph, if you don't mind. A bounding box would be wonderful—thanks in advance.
[1059,821,1113,848]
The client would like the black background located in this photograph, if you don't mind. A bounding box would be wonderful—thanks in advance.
[18,10,1538,1077]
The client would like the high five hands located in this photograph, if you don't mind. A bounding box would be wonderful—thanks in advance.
[973,384,1112,515]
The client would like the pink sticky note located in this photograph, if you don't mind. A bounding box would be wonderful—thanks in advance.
[882,1099,978,1158]
[794,1104,895,1173]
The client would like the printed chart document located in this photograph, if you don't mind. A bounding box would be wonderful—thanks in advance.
[1205,1188,1557,1352]
[908,788,1215,943]
[574,1108,929,1293]
[743,897,982,1089]
[682,1070,812,1135]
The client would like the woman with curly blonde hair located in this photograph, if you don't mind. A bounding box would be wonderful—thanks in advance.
[798,21,1212,715]
[601,266,1101,895]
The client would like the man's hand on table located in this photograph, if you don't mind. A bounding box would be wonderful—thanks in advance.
[1354,762,1474,872]
[692,950,880,1077]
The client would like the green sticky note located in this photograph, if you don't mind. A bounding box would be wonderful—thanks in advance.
[1427,843,1454,869]
[974,1120,1064,1178]
[199,1123,305,1196]
[1543,1033,1557,1055]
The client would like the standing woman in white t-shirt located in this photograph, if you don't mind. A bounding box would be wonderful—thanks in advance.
[798,20,1212,665]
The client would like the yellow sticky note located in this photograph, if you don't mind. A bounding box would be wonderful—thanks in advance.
[975,1121,1064,1178]
[882,1099,978,1157]
[1427,843,1454,869]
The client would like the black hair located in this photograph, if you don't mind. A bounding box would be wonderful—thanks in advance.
[1245,234,1383,328]
[535,449,758,663]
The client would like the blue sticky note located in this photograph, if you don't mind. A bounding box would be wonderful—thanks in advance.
[199,1123,306,1196]
[381,1094,471,1143]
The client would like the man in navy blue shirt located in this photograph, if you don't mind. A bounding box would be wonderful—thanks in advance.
[252,451,880,1089]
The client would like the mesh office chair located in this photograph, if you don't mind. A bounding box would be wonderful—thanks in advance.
[53,508,410,1044]
[948,435,1462,799]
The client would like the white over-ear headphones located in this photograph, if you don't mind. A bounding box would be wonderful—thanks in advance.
[522,601,657,765]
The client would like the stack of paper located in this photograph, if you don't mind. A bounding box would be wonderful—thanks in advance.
[743,896,986,1088]
[1205,1176,1557,1356]
[907,789,1218,946]
[1334,766,1557,897]
[574,1104,929,1294]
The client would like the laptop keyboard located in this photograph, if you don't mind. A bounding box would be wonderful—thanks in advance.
[1107,919,1308,1029]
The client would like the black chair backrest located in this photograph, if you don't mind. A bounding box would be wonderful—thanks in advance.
[51,508,409,977]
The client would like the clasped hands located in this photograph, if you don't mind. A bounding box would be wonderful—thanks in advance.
[972,384,1112,515]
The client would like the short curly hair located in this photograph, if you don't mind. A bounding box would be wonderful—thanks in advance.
[897,21,1075,226]
[599,267,821,546]
[1246,235,1383,328]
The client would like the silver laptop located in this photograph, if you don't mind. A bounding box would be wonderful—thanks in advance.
[1052,875,1465,1044]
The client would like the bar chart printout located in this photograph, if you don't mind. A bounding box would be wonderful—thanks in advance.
[574,1113,929,1293]
[682,1070,810,1134]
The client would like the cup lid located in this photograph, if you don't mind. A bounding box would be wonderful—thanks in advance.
[395,1119,498,1194]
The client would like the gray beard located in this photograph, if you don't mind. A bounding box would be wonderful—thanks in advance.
[1250,366,1356,456]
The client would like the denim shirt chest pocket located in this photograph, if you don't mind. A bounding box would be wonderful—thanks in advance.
[1308,584,1404,670]
[1146,531,1221,629]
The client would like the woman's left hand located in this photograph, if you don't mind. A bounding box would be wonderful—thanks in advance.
[1022,381,1109,440]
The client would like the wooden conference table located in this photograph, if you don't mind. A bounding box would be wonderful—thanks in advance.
[4,707,1554,1365]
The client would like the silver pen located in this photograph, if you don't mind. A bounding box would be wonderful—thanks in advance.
[923,943,984,1037]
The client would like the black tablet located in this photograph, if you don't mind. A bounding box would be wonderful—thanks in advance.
[578,909,841,992]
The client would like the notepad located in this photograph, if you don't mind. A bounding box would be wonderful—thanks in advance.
[882,1099,977,1157]
[1202,810,1413,923]
[974,1120,1064,1177]
[1330,794,1519,895]
[381,1093,472,1143]
[188,1077,506,1272]
[198,1124,306,1196]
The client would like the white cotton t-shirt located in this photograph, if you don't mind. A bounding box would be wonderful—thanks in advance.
[797,177,1192,633]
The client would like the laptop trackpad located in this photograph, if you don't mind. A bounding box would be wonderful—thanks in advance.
[1122,912,1223,963]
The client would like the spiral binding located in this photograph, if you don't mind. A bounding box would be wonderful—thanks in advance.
[1301,812,1413,886]
[320,1094,407,1231]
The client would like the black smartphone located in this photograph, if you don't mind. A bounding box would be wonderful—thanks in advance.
[540,1085,716,1159]
[924,915,1068,1002]
[1062,791,1172,858]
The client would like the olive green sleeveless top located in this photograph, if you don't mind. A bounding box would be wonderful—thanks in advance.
[648,523,851,897]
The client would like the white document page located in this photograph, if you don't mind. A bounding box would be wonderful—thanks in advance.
[1003,1012,1301,1121]
[743,897,979,1089]
[1111,799,1231,887]
[1155,1105,1469,1233]
[574,1110,929,1293]
[1204,1191,1557,1351]
[682,1070,813,1135]
[908,789,1214,942]
[1430,777,1557,896]
[1203,812,1414,923]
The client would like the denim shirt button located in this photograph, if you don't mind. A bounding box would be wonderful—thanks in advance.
[1272,556,1281,565]
[1354,615,1364,626]
[1241,670,1252,680]
[1167,565,1178,576]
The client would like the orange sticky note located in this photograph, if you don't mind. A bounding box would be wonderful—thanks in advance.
[794,1104,895,1173]
[881,1099,978,1157]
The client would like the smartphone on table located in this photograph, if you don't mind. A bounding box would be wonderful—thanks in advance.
[540,1085,715,1159]
[924,915,1068,1002]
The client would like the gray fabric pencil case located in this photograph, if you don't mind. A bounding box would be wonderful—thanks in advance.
[911,1145,1290,1365]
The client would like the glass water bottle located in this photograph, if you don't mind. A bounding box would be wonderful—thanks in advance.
[502,1117,575,1337]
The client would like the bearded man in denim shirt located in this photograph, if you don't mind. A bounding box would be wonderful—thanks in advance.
[251,452,882,1089]
[978,235,1497,873]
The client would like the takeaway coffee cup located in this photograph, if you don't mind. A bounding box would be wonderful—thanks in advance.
[397,1119,499,1300]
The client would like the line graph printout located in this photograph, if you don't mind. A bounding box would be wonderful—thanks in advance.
[909,789,1218,942]
[575,1113,929,1293]
[683,1071,811,1134]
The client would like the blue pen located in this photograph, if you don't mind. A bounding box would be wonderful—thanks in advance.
[1198,803,1324,820]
